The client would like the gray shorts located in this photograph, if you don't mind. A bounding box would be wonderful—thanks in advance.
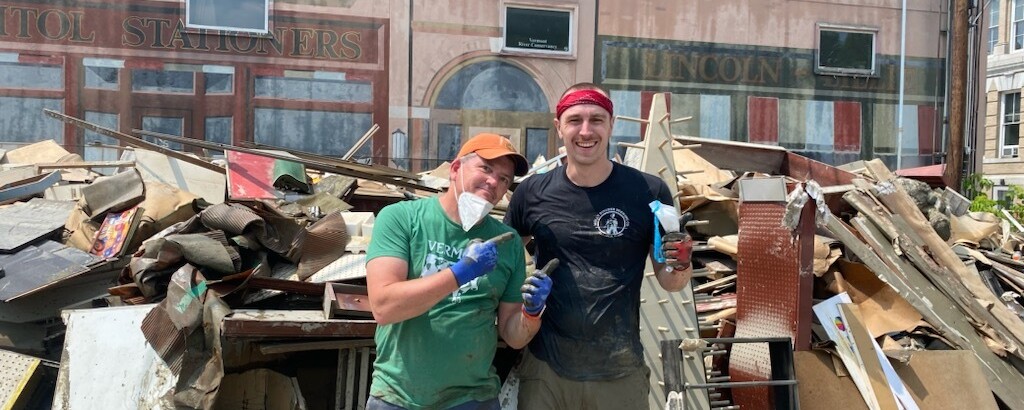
[366,395,500,410]
[516,349,651,410]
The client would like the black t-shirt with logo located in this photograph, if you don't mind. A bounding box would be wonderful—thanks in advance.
[504,162,672,381]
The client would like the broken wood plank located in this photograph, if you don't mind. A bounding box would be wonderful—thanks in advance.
[34,161,134,170]
[863,159,1024,355]
[43,109,224,174]
[258,338,374,355]
[693,274,736,294]
[222,310,376,339]
[887,215,1021,358]
[842,187,899,241]
[826,213,1024,408]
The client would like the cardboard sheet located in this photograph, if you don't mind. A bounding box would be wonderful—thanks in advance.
[835,261,923,336]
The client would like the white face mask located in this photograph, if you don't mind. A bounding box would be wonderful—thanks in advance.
[456,158,495,231]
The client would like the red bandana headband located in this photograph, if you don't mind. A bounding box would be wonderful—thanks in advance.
[556,89,614,120]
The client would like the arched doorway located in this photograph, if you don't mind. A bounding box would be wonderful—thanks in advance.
[425,59,552,169]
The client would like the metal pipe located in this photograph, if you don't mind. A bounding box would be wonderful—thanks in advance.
[686,380,798,389]
[897,0,908,170]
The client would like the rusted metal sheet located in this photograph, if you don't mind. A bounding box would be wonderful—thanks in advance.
[676,136,787,175]
[54,305,177,410]
[729,183,814,409]
[323,282,371,319]
[781,152,856,187]
[222,310,376,339]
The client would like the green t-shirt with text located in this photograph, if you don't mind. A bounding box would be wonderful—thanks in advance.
[366,197,525,410]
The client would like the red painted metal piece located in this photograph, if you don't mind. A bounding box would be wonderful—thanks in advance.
[728,197,815,408]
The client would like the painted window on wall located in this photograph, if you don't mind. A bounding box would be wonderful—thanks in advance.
[816,24,877,77]
[255,74,371,103]
[0,61,63,89]
[83,58,122,90]
[186,0,270,35]
[141,116,184,150]
[132,69,195,94]
[254,108,372,158]
[204,65,234,94]
[205,117,233,153]
[1001,92,1021,158]
[525,128,549,163]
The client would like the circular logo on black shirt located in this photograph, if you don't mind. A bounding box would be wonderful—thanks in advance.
[594,208,629,237]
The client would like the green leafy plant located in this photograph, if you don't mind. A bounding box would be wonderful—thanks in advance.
[963,173,994,200]
[964,173,1024,224]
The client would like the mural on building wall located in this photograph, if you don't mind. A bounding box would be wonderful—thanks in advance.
[597,36,947,169]
[0,0,389,162]
[425,59,551,169]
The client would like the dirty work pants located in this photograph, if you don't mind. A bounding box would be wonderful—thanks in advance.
[366,396,500,410]
[516,349,651,410]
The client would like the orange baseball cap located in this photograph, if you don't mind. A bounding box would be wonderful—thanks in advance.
[457,133,529,176]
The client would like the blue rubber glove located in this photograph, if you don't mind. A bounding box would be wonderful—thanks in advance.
[522,259,558,316]
[450,239,498,286]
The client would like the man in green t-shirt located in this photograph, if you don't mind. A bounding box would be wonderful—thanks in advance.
[366,133,552,410]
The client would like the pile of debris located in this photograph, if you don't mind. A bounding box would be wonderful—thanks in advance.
[650,137,1024,408]
[3,109,1024,409]
[0,115,439,408]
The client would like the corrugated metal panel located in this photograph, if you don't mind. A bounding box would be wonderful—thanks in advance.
[779,99,807,149]
[53,305,177,410]
[804,100,834,151]
[833,101,862,152]
[748,96,779,144]
[700,94,731,140]
[917,105,937,155]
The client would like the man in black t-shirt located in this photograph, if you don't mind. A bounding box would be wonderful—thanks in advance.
[504,83,694,409]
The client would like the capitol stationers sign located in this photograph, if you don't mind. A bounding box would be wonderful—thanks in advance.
[0,3,378,62]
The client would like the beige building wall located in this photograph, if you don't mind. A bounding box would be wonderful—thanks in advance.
[983,0,1024,195]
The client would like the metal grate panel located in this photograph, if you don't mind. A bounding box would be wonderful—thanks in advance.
[0,349,41,408]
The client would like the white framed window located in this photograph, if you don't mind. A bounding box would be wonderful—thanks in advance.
[990,0,1000,54]
[1015,0,1024,50]
[1001,91,1021,158]
[995,186,1011,202]
[815,24,878,77]
[502,4,575,56]
[185,0,271,35]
